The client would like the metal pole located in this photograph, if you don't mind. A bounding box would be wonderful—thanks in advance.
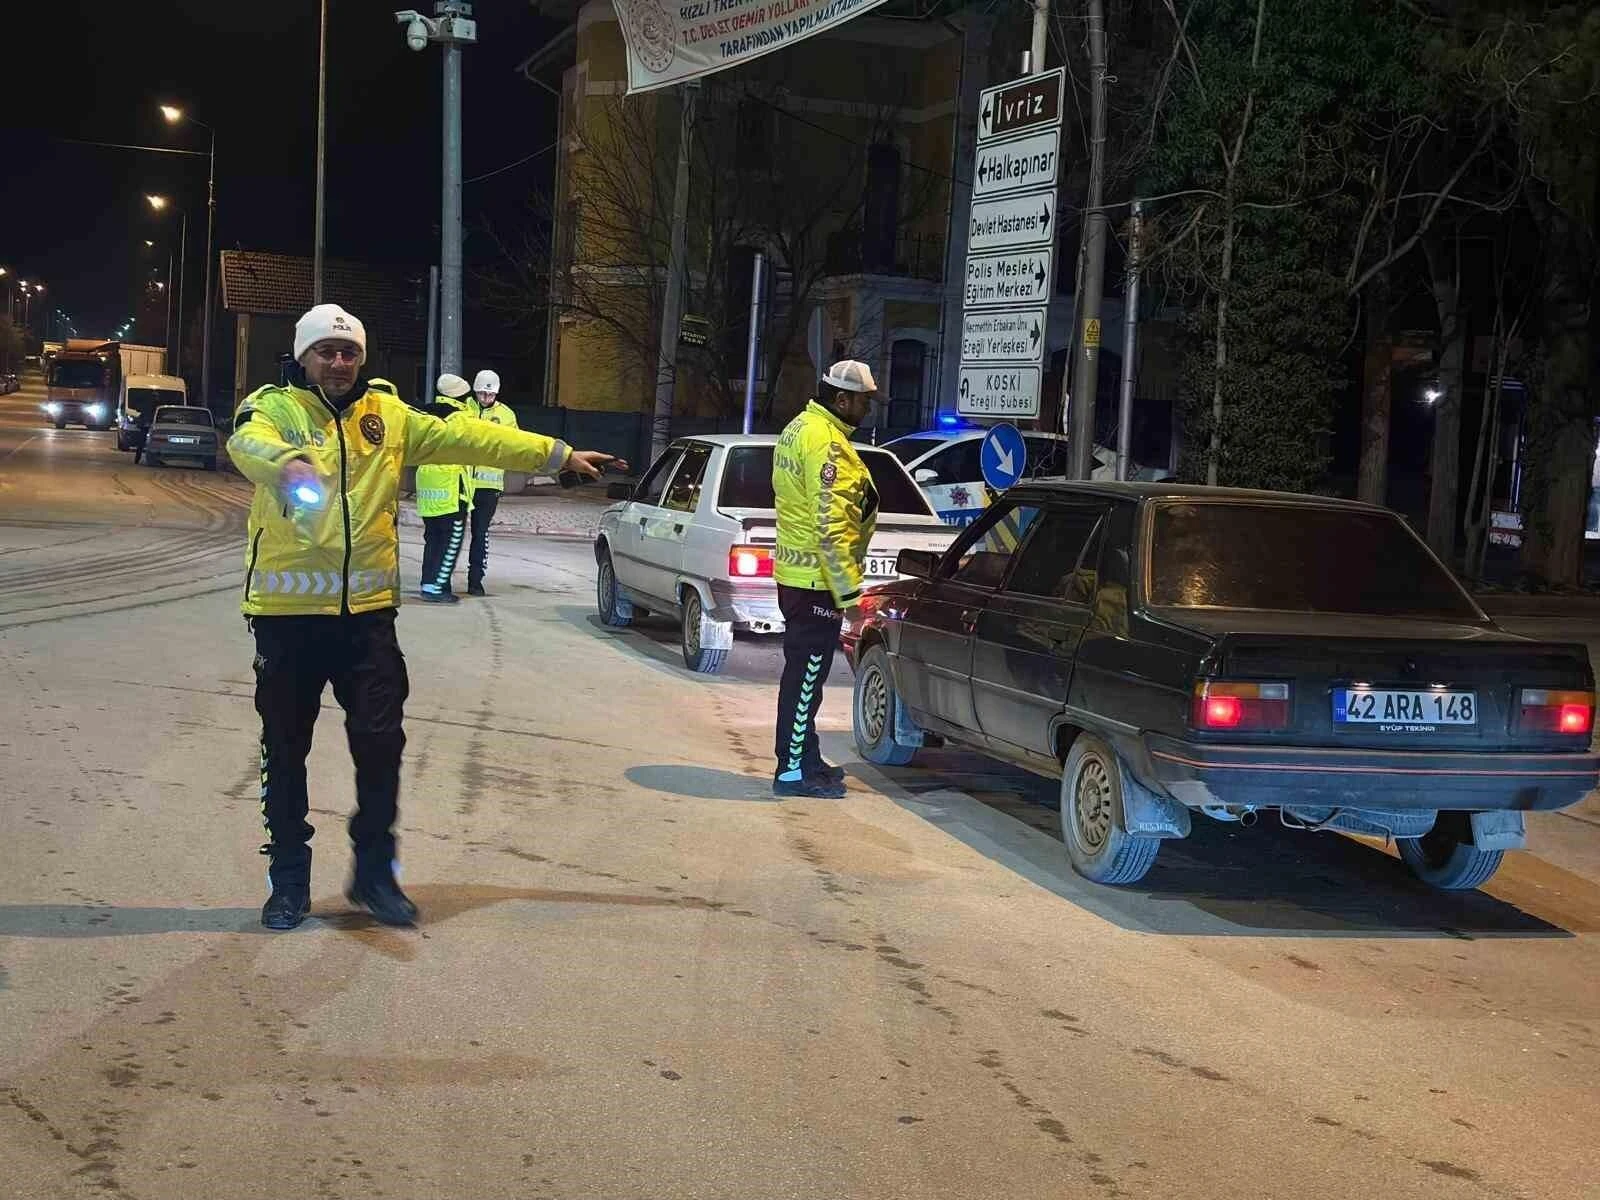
[440,36,464,375]
[201,128,216,405]
[741,252,766,435]
[1115,201,1143,481]
[651,82,696,463]
[314,0,328,304]
[165,251,174,364]
[1066,0,1108,480]
[1030,0,1049,77]
[424,264,439,402]
[175,211,188,377]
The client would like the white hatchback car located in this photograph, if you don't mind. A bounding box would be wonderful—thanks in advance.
[595,434,958,674]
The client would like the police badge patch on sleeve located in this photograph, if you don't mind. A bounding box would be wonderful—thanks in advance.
[359,414,385,446]
[820,462,838,486]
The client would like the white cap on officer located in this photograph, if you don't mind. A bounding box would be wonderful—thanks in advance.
[435,373,471,398]
[473,369,500,394]
[823,360,877,393]
[294,304,367,363]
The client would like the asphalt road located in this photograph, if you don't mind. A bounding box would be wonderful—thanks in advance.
[3,369,1600,1199]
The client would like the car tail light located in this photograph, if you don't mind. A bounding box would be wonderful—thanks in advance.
[1192,681,1291,731]
[728,545,773,578]
[1517,689,1594,736]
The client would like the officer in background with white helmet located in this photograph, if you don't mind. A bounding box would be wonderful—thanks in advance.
[464,368,518,596]
[769,360,881,799]
[415,373,474,603]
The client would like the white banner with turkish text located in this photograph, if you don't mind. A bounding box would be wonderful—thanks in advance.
[613,0,891,94]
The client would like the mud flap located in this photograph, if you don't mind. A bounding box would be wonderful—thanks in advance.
[1470,810,1526,852]
[1118,762,1191,839]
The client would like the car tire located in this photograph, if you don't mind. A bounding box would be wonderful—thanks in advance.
[680,589,728,675]
[146,454,163,468]
[53,420,66,430]
[204,458,217,472]
[596,549,633,627]
[1060,734,1161,886]
[1397,816,1504,891]
[852,644,918,766]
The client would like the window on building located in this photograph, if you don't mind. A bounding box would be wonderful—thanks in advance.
[888,338,926,432]
[863,142,902,273]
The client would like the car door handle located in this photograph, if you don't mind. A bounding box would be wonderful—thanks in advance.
[960,609,979,632]
[673,523,684,534]
[638,517,648,530]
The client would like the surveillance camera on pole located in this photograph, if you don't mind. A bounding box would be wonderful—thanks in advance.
[393,3,476,375]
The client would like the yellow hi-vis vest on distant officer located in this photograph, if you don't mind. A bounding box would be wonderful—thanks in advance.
[228,376,572,617]
[467,392,519,491]
[772,399,878,608]
[415,375,474,518]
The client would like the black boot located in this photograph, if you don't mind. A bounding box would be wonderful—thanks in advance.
[346,851,418,926]
[803,757,846,784]
[467,581,486,597]
[262,847,312,931]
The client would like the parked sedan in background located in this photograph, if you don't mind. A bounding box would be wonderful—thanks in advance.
[596,434,958,675]
[138,405,219,470]
[846,482,1600,891]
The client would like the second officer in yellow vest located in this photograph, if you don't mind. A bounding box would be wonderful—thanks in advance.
[770,359,880,799]
[464,368,518,596]
[415,374,474,603]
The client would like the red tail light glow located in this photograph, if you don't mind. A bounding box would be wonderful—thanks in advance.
[1192,681,1291,731]
[729,545,774,578]
[1518,689,1594,736]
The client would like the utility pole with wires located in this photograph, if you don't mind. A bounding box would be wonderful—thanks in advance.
[651,82,697,464]
[1030,0,1049,79]
[1066,0,1108,480]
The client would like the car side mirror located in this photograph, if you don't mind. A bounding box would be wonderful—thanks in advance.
[897,548,937,579]
[606,482,634,502]
[913,468,938,485]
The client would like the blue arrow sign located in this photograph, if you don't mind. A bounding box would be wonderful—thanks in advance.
[981,423,1026,491]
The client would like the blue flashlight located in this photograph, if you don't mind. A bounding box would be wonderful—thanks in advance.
[293,484,322,506]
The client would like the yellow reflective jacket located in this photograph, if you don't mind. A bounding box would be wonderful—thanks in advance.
[466,397,520,491]
[772,400,878,607]
[415,395,473,518]
[228,377,571,616]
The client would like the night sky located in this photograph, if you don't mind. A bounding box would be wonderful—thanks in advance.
[0,0,560,343]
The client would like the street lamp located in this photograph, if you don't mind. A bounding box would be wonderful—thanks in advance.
[160,103,216,405]
[146,194,188,374]
[393,4,478,374]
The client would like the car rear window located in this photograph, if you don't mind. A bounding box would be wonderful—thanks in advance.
[1147,502,1483,620]
[155,408,213,427]
[128,387,183,416]
[719,446,932,515]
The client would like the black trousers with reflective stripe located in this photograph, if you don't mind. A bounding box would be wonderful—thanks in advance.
[468,487,500,588]
[251,609,409,869]
[774,585,843,777]
[421,502,468,594]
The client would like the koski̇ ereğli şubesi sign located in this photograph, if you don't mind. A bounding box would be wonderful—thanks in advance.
[614,0,891,93]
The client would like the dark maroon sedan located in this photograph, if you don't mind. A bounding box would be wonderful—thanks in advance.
[844,483,1599,890]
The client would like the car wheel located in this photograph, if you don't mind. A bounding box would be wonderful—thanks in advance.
[53,420,66,430]
[204,457,218,472]
[852,644,918,766]
[1060,734,1161,886]
[680,589,728,675]
[146,454,163,468]
[1397,816,1504,891]
[596,549,633,627]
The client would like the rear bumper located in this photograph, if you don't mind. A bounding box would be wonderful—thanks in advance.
[146,438,218,458]
[1142,733,1600,813]
[706,579,783,633]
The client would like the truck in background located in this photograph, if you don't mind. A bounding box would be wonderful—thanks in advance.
[43,341,166,431]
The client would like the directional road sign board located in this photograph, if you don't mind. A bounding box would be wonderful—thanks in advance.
[978,68,1065,145]
[980,423,1027,491]
[968,190,1057,255]
[957,364,1042,419]
[963,246,1053,308]
[961,308,1047,367]
[973,128,1062,201]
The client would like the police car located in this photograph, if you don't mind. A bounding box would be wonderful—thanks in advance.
[883,426,1168,526]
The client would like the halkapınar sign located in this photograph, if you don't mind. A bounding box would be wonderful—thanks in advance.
[615,0,891,94]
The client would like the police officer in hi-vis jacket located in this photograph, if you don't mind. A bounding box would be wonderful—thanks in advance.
[229,304,623,930]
